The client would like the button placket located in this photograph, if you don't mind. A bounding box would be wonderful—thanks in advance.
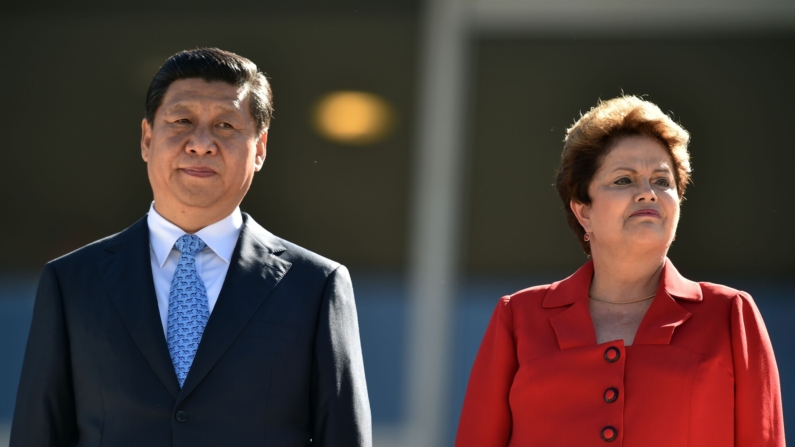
[600,344,624,443]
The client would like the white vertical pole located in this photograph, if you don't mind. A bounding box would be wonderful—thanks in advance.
[406,0,470,445]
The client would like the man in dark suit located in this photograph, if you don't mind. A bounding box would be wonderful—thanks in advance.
[10,47,371,447]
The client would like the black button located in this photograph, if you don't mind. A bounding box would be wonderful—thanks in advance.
[175,410,188,422]
[601,426,618,442]
[604,387,618,403]
[604,347,620,363]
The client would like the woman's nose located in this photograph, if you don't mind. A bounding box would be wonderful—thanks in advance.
[636,180,657,202]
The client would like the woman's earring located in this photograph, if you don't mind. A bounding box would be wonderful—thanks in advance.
[583,233,590,242]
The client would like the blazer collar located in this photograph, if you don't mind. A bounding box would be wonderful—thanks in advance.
[545,258,701,350]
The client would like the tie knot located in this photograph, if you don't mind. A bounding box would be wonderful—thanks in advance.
[175,234,206,256]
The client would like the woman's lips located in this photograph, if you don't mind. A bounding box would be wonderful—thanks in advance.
[181,167,216,178]
[630,209,661,218]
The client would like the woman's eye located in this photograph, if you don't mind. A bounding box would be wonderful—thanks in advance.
[218,122,234,129]
[614,177,631,185]
[655,178,671,187]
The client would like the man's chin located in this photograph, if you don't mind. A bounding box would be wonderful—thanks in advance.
[172,192,223,210]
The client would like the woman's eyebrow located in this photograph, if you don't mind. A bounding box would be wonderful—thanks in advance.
[610,166,672,174]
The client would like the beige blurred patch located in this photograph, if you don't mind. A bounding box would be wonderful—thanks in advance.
[312,91,395,145]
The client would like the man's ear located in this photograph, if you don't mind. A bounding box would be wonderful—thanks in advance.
[570,200,592,233]
[253,131,267,172]
[141,118,152,162]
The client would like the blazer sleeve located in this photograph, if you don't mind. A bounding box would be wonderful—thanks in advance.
[731,291,785,447]
[455,296,518,447]
[10,263,78,447]
[311,265,372,447]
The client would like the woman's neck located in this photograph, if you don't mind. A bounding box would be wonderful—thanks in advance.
[588,245,667,303]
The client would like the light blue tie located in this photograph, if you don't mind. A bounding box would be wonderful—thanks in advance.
[166,234,210,388]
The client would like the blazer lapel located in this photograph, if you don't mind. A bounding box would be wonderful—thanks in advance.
[97,218,181,400]
[178,214,292,402]
[545,262,598,350]
[634,258,701,345]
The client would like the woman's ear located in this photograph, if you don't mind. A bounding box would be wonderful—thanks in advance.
[570,200,592,234]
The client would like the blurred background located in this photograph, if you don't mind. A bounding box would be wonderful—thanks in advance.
[1,0,794,445]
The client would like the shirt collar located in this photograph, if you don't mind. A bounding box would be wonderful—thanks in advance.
[146,202,243,268]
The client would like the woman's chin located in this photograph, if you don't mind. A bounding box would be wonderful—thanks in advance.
[601,230,672,255]
[626,234,672,253]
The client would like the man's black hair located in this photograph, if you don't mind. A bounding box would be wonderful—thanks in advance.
[145,47,273,133]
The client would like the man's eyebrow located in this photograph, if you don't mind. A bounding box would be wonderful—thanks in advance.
[163,102,242,116]
[161,103,207,116]
[163,103,191,113]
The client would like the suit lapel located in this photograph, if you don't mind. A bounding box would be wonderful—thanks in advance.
[178,214,292,402]
[97,218,181,400]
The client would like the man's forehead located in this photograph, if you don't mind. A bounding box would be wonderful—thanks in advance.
[161,78,249,111]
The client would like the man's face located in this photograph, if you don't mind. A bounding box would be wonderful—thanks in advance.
[141,78,266,226]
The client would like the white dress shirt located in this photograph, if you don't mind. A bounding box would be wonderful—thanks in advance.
[147,203,243,335]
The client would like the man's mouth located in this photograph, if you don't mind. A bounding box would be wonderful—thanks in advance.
[181,167,216,178]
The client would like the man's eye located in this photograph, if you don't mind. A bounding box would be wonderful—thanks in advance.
[174,118,191,124]
[614,177,631,185]
[218,122,234,129]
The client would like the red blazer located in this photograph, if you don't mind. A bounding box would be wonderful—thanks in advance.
[455,259,784,447]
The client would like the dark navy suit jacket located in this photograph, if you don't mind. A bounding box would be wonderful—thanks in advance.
[11,213,371,447]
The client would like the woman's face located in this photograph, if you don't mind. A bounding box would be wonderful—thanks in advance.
[572,136,680,256]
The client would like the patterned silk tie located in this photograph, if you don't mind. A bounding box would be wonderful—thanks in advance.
[166,234,210,388]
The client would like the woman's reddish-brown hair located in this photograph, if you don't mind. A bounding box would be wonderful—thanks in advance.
[554,95,692,255]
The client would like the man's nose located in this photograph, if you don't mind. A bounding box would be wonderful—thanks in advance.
[185,126,218,155]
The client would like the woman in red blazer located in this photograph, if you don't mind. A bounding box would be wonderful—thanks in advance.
[455,96,785,446]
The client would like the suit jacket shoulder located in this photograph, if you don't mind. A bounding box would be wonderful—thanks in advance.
[47,217,147,272]
[244,214,341,276]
